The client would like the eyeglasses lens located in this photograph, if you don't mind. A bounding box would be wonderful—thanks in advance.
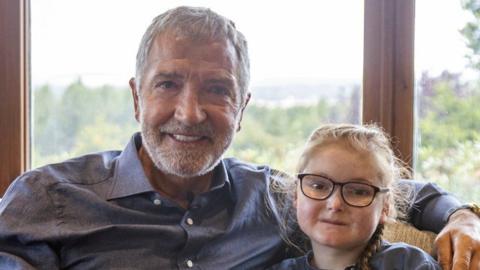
[302,176,332,199]
[301,175,376,207]
[342,183,375,206]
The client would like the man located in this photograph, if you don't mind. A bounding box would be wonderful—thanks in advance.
[0,6,478,270]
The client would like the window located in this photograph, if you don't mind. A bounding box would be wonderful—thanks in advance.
[0,0,412,195]
[30,1,364,173]
[414,0,480,201]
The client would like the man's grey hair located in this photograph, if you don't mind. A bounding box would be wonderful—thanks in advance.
[135,6,250,103]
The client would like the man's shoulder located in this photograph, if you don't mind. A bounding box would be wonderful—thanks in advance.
[222,157,290,184]
[221,158,272,187]
[18,150,122,188]
[222,157,270,171]
[223,157,282,180]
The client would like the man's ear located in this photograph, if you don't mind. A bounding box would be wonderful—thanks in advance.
[236,92,251,132]
[129,78,141,122]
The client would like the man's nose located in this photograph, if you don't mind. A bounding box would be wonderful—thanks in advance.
[174,86,207,125]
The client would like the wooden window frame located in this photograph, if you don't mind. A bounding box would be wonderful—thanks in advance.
[363,0,415,168]
[0,0,415,195]
[0,0,29,195]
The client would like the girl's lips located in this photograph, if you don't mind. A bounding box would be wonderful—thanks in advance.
[319,218,348,226]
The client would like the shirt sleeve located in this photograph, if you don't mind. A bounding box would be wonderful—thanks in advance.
[0,174,61,269]
[414,262,442,270]
[401,180,462,233]
[373,242,441,269]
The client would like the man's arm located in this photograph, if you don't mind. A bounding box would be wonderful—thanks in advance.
[405,181,461,232]
[401,180,480,270]
[0,175,60,269]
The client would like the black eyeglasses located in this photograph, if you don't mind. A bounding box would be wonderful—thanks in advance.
[297,173,389,207]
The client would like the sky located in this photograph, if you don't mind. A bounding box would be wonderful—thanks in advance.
[30,0,364,88]
[415,0,474,78]
[31,0,472,89]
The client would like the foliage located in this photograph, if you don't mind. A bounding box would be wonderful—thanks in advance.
[31,2,480,202]
[32,80,358,175]
[32,70,480,202]
[462,0,480,70]
[416,70,480,202]
[32,80,138,166]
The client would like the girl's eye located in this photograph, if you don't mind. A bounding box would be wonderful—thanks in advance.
[311,182,329,191]
[353,189,370,196]
[346,187,373,197]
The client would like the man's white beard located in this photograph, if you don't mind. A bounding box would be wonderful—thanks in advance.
[140,116,235,178]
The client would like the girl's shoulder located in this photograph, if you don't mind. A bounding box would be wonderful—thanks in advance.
[370,241,441,269]
[266,252,314,270]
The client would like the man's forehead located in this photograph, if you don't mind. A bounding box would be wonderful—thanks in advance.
[149,33,237,67]
[144,33,239,84]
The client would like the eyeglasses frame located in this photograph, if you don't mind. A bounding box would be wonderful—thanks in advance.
[297,173,389,208]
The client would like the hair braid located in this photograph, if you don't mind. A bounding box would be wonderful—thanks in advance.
[356,224,384,270]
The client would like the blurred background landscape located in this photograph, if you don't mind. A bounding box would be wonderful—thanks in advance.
[31,0,480,202]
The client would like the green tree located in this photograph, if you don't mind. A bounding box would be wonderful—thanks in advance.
[32,79,138,168]
[462,0,480,70]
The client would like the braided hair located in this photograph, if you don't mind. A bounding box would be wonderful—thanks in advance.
[356,224,385,270]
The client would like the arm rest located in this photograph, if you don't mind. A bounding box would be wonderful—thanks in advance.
[383,221,437,256]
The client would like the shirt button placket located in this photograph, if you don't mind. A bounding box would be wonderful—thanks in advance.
[179,214,197,269]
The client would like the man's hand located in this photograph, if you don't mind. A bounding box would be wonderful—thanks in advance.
[435,209,480,270]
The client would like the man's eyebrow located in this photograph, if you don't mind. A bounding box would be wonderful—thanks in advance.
[202,72,238,86]
[205,78,235,85]
[153,72,185,80]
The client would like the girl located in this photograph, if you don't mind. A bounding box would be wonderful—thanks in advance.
[270,124,440,270]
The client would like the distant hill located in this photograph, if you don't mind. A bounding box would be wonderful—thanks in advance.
[250,82,360,107]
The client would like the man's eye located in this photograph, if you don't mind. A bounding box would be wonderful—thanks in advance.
[208,86,229,95]
[156,81,176,89]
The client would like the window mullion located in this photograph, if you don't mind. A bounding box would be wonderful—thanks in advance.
[0,0,29,195]
[363,0,415,168]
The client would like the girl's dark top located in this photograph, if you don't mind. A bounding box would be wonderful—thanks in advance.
[267,241,440,270]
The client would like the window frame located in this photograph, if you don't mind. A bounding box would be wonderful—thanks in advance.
[0,0,30,194]
[0,0,414,195]
[363,0,415,168]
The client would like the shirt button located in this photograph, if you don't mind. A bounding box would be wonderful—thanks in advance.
[153,199,162,205]
[186,259,194,268]
[186,218,194,225]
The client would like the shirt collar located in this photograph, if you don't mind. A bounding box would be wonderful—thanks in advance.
[210,159,234,203]
[108,132,233,201]
[107,133,154,200]
[305,250,358,270]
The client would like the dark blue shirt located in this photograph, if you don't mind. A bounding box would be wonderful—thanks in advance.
[0,133,461,269]
[268,241,441,270]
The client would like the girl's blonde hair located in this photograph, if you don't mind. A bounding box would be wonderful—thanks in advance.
[270,123,412,269]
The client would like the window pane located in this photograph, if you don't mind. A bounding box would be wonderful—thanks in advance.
[415,0,480,201]
[31,1,363,173]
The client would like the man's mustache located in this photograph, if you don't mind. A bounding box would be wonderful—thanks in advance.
[158,120,215,138]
